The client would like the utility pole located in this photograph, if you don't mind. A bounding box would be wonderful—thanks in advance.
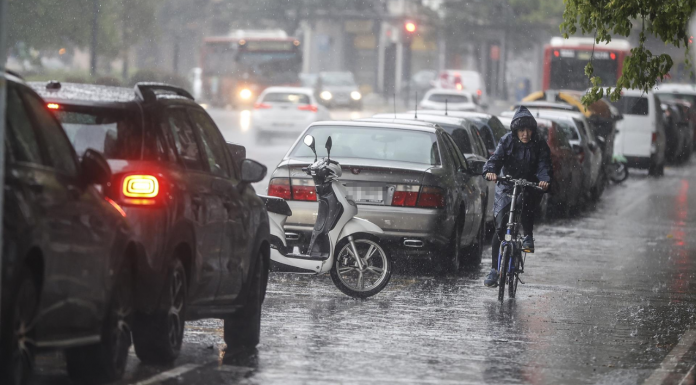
[0,0,9,331]
[90,0,99,77]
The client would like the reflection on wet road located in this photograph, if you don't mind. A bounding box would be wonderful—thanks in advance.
[30,112,696,385]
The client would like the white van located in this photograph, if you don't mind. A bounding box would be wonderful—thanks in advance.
[436,70,488,108]
[607,89,666,175]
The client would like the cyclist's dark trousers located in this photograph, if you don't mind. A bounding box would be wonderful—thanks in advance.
[491,192,542,269]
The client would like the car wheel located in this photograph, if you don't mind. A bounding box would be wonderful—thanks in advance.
[66,264,133,384]
[224,252,267,349]
[133,257,187,364]
[440,218,463,273]
[463,218,485,267]
[590,170,606,201]
[0,266,38,385]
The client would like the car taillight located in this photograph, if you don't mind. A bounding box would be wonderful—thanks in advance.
[652,132,657,143]
[417,186,445,208]
[268,178,291,200]
[122,175,159,205]
[392,185,419,207]
[298,104,318,113]
[47,103,60,110]
[254,103,272,109]
[291,178,317,201]
[105,197,126,217]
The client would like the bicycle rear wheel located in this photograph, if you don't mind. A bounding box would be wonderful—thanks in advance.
[498,245,510,301]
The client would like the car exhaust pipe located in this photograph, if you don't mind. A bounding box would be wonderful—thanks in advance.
[403,239,424,248]
[285,232,300,241]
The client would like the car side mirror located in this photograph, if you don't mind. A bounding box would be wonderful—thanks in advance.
[572,144,583,154]
[469,159,486,175]
[80,149,112,185]
[588,141,597,151]
[240,159,267,184]
[226,142,246,170]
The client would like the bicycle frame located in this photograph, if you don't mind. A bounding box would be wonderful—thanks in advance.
[497,182,524,274]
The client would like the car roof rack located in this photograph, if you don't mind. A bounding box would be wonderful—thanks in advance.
[134,82,194,103]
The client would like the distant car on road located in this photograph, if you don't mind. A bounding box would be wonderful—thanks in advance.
[659,99,693,163]
[655,83,696,151]
[315,71,362,109]
[267,119,486,272]
[2,72,143,384]
[436,70,488,108]
[252,86,330,143]
[31,81,272,366]
[419,89,479,112]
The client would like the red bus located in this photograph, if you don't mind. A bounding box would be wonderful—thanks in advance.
[201,30,302,107]
[543,37,630,91]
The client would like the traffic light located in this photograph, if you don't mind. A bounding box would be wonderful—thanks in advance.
[403,20,417,44]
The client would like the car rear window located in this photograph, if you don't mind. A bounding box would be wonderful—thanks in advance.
[428,94,470,104]
[262,92,311,104]
[439,124,474,154]
[611,96,649,116]
[291,125,441,165]
[53,108,143,160]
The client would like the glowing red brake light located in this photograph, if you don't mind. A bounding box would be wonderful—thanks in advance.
[268,178,292,200]
[123,175,159,198]
[47,103,60,110]
[610,52,617,60]
[417,186,445,208]
[254,103,272,109]
[291,178,317,201]
[391,185,419,207]
[298,104,318,113]
[553,50,560,57]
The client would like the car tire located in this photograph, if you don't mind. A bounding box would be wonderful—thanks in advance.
[590,170,606,201]
[439,218,463,273]
[65,264,133,384]
[132,257,187,365]
[0,265,38,385]
[224,252,267,349]
[463,218,485,267]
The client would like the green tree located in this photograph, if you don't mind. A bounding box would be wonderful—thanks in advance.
[561,0,696,105]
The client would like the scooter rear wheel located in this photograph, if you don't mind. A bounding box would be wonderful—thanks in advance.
[330,236,392,298]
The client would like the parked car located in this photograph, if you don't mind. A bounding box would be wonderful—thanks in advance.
[655,83,696,152]
[436,70,488,108]
[267,119,486,271]
[31,81,272,365]
[372,113,494,229]
[415,110,508,157]
[503,109,603,201]
[607,88,666,175]
[1,72,143,384]
[252,86,330,143]
[315,71,362,109]
[658,99,693,163]
[418,89,479,112]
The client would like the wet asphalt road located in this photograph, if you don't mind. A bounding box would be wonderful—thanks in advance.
[30,110,696,384]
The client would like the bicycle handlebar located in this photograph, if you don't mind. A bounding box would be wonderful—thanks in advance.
[497,175,545,191]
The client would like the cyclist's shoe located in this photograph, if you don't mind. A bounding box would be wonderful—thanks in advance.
[522,235,534,253]
[484,269,499,287]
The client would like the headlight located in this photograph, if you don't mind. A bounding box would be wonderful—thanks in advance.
[350,91,362,101]
[320,91,333,101]
[239,89,252,99]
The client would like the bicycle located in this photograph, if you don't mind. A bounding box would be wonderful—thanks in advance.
[495,176,544,301]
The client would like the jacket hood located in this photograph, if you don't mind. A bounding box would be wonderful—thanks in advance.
[510,106,538,133]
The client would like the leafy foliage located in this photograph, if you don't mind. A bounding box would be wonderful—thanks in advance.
[560,0,696,105]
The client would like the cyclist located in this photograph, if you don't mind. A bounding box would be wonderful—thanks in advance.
[482,106,552,287]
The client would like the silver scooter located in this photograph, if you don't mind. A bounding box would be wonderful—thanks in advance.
[262,135,392,298]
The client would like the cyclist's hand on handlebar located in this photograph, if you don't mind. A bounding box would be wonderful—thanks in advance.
[485,173,498,181]
[539,181,550,191]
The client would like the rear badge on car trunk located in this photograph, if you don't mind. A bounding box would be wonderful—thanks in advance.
[351,168,361,175]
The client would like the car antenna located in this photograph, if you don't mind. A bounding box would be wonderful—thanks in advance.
[445,99,448,116]
[414,91,418,119]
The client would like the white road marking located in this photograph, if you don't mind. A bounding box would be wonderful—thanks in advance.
[643,326,696,385]
[133,363,202,385]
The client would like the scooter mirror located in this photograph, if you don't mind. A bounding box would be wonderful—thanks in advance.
[325,136,332,159]
[304,135,317,161]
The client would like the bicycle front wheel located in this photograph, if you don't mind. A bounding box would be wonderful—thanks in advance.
[498,245,510,301]
[509,252,520,298]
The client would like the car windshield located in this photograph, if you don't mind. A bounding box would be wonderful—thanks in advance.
[428,94,470,103]
[291,125,441,165]
[610,96,649,116]
[263,92,310,104]
[53,108,143,159]
[321,73,356,86]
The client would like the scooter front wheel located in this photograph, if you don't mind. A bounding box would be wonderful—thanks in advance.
[330,236,392,298]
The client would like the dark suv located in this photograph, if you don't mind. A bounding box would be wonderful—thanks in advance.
[31,81,271,364]
[1,72,142,384]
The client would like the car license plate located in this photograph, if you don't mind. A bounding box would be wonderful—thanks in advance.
[346,185,384,205]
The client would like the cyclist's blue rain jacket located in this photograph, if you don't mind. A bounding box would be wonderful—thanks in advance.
[482,106,552,216]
